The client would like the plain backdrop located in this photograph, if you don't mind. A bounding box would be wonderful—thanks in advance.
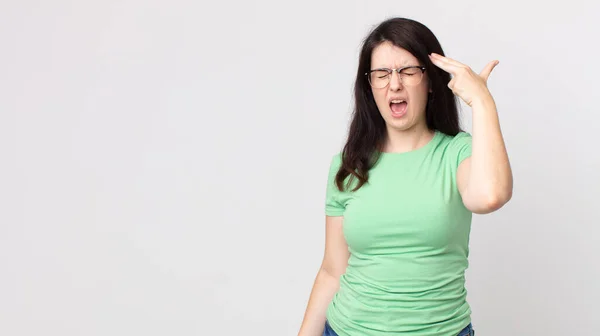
[1,1,599,335]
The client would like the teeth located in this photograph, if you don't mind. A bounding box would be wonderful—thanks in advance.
[391,100,405,103]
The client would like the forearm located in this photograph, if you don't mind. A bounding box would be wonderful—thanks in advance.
[468,95,513,207]
[298,269,340,336]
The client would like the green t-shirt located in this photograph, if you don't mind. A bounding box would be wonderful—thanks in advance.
[324,130,474,336]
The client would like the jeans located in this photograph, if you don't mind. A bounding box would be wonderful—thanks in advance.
[323,321,475,336]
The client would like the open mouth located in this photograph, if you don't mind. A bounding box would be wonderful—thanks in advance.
[389,99,408,117]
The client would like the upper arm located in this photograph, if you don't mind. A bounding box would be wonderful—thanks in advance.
[450,132,485,213]
[456,155,470,197]
[456,157,479,212]
[457,155,505,214]
[321,154,349,276]
[320,216,349,277]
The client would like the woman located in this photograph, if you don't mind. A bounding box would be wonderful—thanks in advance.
[297,17,513,336]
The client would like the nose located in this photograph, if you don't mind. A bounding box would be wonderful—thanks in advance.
[389,71,403,91]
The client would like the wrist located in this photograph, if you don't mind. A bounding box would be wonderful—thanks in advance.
[470,92,495,110]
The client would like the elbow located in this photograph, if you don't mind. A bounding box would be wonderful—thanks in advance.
[486,190,512,211]
[469,188,513,214]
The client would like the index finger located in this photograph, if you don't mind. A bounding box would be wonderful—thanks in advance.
[430,53,466,67]
[428,53,463,74]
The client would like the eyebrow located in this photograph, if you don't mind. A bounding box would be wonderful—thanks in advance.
[372,60,414,68]
[371,64,421,70]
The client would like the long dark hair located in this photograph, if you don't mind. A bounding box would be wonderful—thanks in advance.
[335,17,463,192]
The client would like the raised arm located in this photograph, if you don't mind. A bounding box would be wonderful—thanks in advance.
[457,96,513,213]
[429,53,513,214]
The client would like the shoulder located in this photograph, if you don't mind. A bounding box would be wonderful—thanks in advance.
[325,152,344,188]
[327,152,342,171]
[325,152,347,215]
[436,131,472,147]
[330,151,343,163]
[435,131,473,167]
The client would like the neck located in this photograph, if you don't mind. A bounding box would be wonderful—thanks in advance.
[381,124,435,153]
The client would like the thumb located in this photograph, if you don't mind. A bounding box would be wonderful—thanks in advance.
[480,60,499,81]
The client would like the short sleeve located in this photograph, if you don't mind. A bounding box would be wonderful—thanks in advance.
[449,131,473,168]
[325,154,346,216]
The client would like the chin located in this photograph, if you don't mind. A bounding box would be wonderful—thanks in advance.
[385,113,415,131]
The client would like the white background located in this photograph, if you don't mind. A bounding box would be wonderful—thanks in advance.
[1,1,599,335]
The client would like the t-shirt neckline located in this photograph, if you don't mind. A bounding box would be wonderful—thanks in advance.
[377,130,441,156]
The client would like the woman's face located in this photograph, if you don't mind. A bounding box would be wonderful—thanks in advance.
[369,41,431,133]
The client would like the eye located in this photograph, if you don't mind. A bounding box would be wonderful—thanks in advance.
[372,70,391,79]
[401,68,420,76]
